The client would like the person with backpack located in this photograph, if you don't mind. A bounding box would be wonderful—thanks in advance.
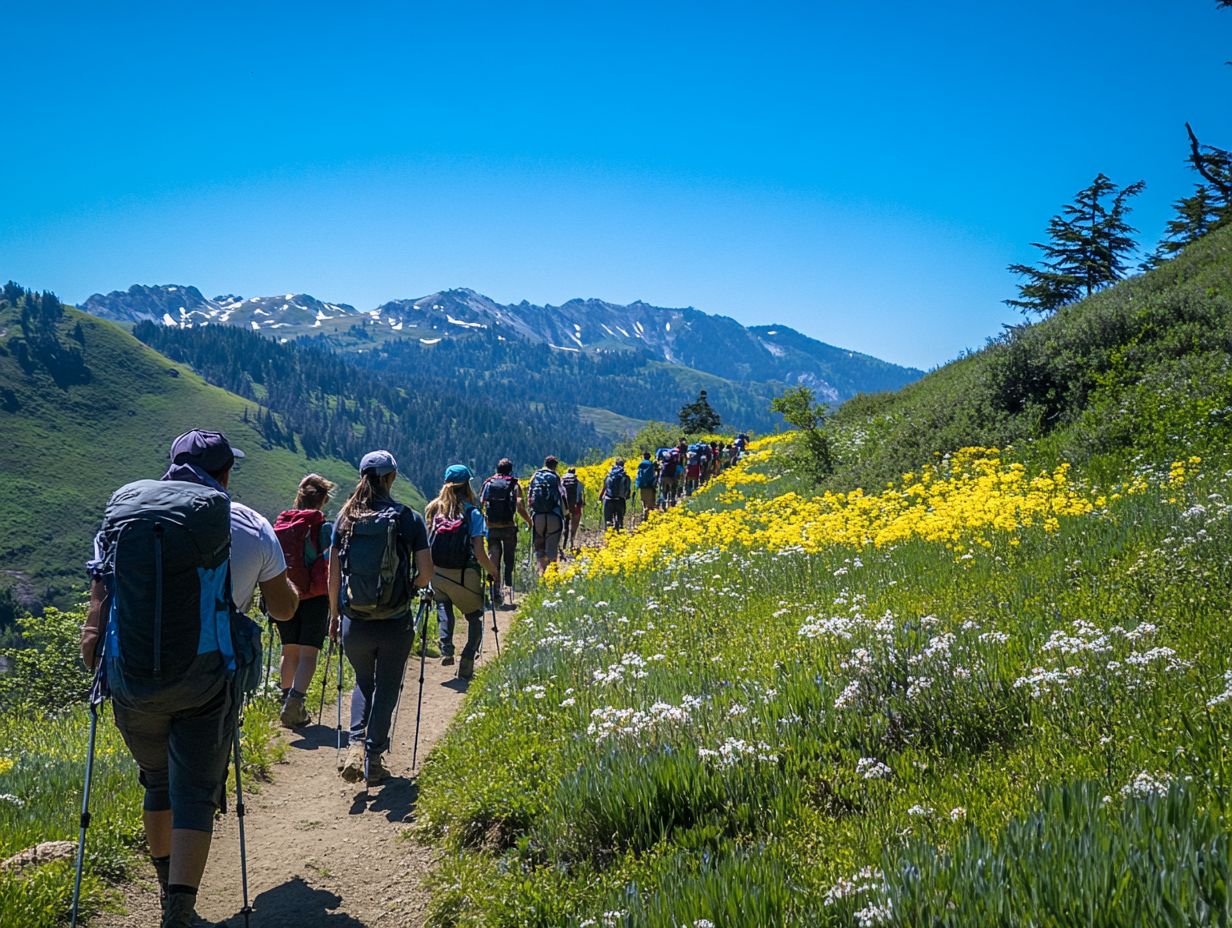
[328,450,433,786]
[685,449,702,496]
[635,451,658,522]
[527,455,565,574]
[561,466,586,551]
[271,474,336,728]
[658,447,682,508]
[426,465,500,679]
[80,429,299,928]
[601,458,633,532]
[480,458,529,607]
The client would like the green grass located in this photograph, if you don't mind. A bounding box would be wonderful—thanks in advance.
[827,224,1232,492]
[0,304,423,607]
[576,406,650,444]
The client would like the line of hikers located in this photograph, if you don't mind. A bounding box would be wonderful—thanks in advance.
[597,434,750,530]
[75,431,590,927]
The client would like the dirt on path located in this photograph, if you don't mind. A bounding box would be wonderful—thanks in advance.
[96,605,516,928]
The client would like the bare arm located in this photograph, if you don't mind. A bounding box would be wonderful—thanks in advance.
[260,569,299,621]
[328,550,341,617]
[515,485,531,526]
[413,548,434,590]
[472,536,498,581]
[81,578,107,669]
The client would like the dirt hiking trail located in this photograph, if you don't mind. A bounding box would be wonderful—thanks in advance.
[95,609,512,928]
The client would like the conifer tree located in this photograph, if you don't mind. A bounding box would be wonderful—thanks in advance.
[1006,173,1145,315]
[1142,184,1229,269]
[678,389,721,433]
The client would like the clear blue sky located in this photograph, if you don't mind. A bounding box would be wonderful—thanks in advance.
[2,1,1228,369]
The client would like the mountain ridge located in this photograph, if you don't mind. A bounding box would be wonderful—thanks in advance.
[83,284,922,403]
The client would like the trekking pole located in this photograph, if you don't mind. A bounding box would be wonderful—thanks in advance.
[231,717,254,928]
[388,600,423,746]
[264,616,275,692]
[489,579,502,657]
[318,638,334,720]
[410,590,433,769]
[70,668,106,928]
[335,631,344,770]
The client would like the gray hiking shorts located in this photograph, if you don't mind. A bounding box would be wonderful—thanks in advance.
[532,513,563,560]
[112,677,234,832]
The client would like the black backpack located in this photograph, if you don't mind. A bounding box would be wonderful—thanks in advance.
[95,479,240,709]
[429,504,477,570]
[483,476,517,524]
[528,469,562,514]
[604,470,631,500]
[562,472,582,507]
[339,505,412,620]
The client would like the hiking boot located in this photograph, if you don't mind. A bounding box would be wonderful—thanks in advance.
[160,891,196,928]
[279,693,310,728]
[441,654,455,666]
[340,742,365,782]
[458,656,475,679]
[366,752,391,785]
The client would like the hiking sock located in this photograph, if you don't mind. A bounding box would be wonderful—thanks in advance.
[162,886,198,928]
[152,855,170,907]
[288,687,307,700]
[280,687,290,700]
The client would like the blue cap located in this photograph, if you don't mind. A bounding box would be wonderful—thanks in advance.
[170,429,244,473]
[443,464,473,485]
[360,450,398,477]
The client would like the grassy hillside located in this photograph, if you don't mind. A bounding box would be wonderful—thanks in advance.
[827,223,1232,491]
[413,230,1232,926]
[0,302,423,608]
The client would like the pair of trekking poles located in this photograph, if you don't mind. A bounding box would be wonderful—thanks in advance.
[71,647,255,928]
[329,583,503,779]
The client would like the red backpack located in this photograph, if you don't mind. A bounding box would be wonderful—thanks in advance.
[273,509,330,600]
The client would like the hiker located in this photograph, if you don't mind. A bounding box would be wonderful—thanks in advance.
[710,441,723,479]
[685,448,702,496]
[601,458,632,531]
[697,442,713,485]
[561,466,586,550]
[480,458,530,606]
[658,447,681,508]
[272,474,336,728]
[426,465,500,679]
[527,455,565,573]
[329,451,433,786]
[81,429,299,928]
[635,451,658,522]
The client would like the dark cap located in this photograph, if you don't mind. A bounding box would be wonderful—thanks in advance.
[169,429,244,474]
[360,449,399,477]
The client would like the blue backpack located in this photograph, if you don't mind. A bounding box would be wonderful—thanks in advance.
[636,460,657,489]
[94,479,251,709]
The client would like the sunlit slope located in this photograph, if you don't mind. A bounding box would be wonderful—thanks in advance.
[0,306,420,605]
[829,222,1232,491]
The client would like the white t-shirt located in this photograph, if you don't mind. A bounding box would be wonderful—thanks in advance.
[230,502,287,613]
